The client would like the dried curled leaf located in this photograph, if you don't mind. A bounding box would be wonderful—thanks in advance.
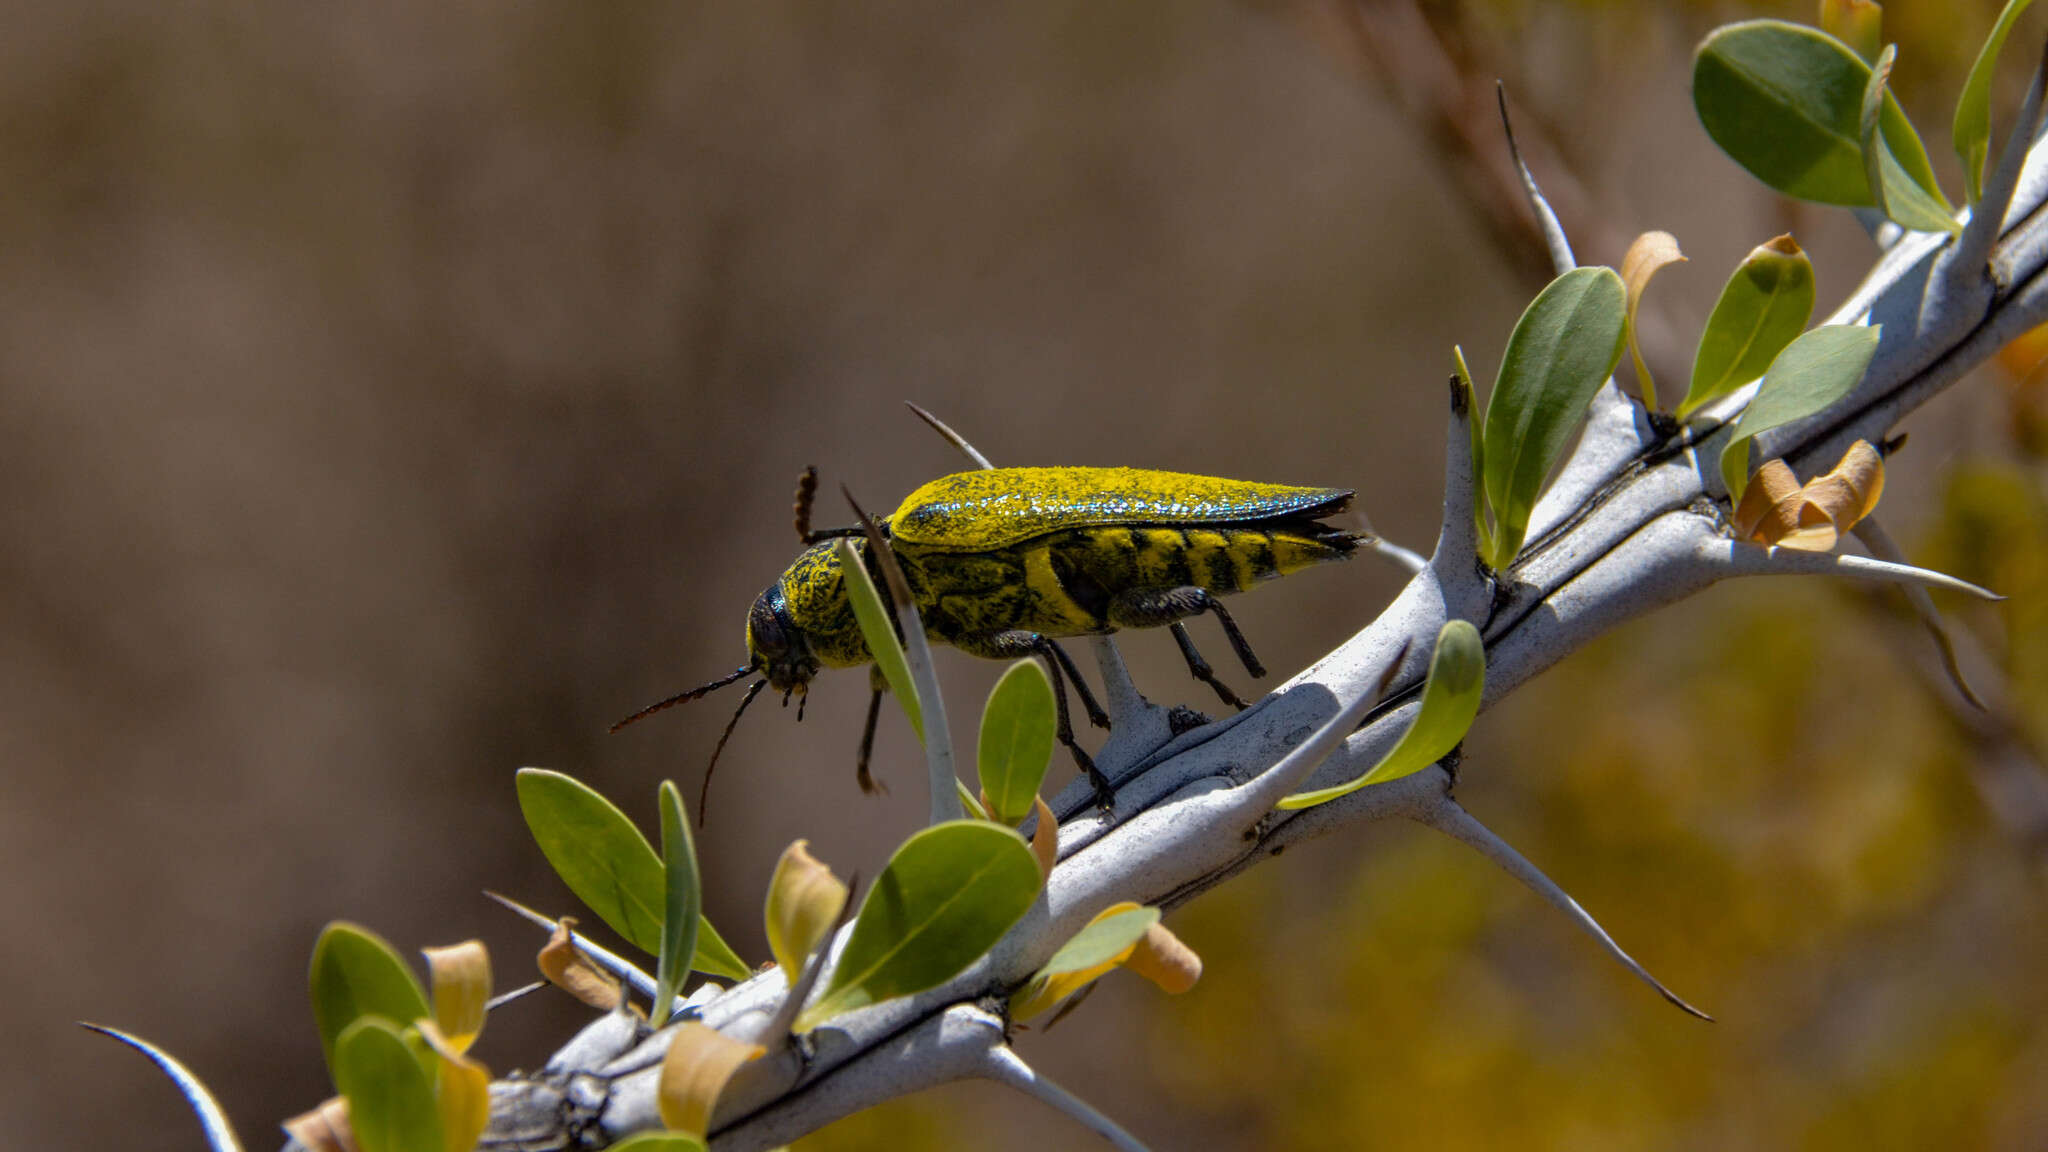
[1733,440,1886,551]
[283,1097,355,1152]
[422,941,491,1054]
[656,1022,766,1138]
[538,918,624,1011]
[1621,230,1686,410]
[1124,922,1202,995]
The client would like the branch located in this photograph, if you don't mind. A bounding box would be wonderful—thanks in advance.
[392,73,2048,1152]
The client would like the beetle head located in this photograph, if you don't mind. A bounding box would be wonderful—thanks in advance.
[745,583,822,695]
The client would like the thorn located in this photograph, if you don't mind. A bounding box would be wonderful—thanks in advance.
[1415,795,1713,1021]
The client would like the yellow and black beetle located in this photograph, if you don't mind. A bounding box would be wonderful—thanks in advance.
[616,466,1362,800]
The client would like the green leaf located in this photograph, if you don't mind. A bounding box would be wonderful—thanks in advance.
[955,777,990,821]
[977,660,1057,826]
[1679,236,1816,419]
[1859,44,1961,235]
[515,769,749,980]
[1480,267,1628,568]
[797,821,1042,1029]
[1720,324,1882,499]
[1038,905,1160,976]
[1454,346,1489,558]
[653,780,701,1021]
[609,1135,710,1152]
[1693,20,1950,213]
[1278,620,1486,809]
[309,923,431,1084]
[1955,0,2036,203]
[836,539,922,742]
[333,1019,442,1152]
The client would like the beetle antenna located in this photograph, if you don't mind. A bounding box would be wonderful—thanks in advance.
[608,666,754,733]
[699,678,769,823]
[793,465,820,544]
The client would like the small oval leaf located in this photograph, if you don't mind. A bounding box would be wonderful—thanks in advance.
[1859,45,1960,235]
[334,1018,441,1152]
[1720,324,1882,499]
[798,821,1042,1029]
[1279,619,1486,809]
[837,538,923,742]
[653,780,702,1022]
[1694,20,1949,211]
[310,923,431,1083]
[1955,0,2036,203]
[978,660,1057,826]
[1680,236,1815,419]
[1480,267,1628,568]
[516,769,747,980]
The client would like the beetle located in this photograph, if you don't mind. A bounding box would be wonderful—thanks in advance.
[615,465,1362,803]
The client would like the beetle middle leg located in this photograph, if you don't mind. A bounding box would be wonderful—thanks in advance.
[955,629,1113,799]
[1109,586,1268,706]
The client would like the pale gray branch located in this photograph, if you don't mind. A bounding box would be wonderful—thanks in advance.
[343,78,2048,1152]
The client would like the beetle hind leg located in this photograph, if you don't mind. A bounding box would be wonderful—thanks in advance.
[1167,621,1248,710]
[1110,586,1267,681]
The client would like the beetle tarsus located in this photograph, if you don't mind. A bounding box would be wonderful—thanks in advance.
[854,686,886,795]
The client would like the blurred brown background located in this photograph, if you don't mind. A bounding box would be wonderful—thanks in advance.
[7,1,2047,1149]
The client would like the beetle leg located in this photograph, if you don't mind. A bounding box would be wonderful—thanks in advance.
[953,629,1114,804]
[1039,638,1110,730]
[1166,621,1247,710]
[1109,586,1267,679]
[854,686,887,795]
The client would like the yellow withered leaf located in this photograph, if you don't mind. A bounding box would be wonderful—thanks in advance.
[422,940,491,1053]
[656,1022,767,1138]
[1007,901,1148,1023]
[538,918,623,1011]
[763,840,847,980]
[417,1020,492,1152]
[1124,922,1202,995]
[283,1096,355,1152]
